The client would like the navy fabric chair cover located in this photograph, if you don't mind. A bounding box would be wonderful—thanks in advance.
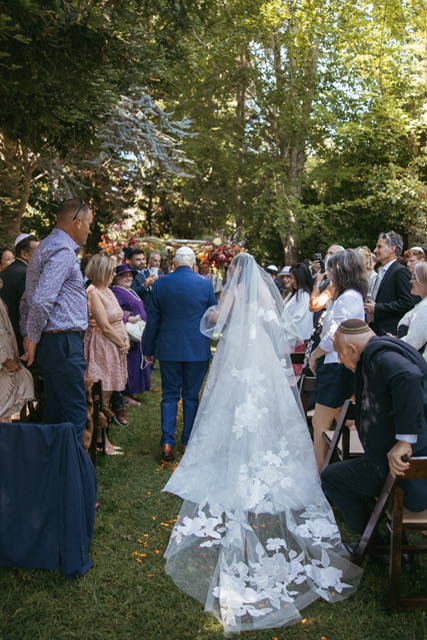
[0,421,96,578]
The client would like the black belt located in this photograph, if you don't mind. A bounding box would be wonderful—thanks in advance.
[43,329,84,336]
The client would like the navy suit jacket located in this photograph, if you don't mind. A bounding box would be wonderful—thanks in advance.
[0,259,27,354]
[372,260,416,335]
[131,268,152,310]
[144,266,217,362]
[355,336,427,510]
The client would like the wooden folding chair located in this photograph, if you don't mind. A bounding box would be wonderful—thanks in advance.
[14,374,45,423]
[298,372,316,421]
[353,457,427,611]
[321,399,364,471]
[88,379,105,463]
[290,352,305,366]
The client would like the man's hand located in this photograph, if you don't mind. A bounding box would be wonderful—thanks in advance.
[145,355,154,365]
[21,337,38,367]
[364,300,376,314]
[387,440,412,477]
[3,358,21,372]
[145,274,157,288]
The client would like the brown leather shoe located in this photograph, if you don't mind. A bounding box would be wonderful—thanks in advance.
[162,444,175,461]
[113,408,129,426]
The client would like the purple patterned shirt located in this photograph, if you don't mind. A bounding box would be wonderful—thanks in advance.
[20,228,88,342]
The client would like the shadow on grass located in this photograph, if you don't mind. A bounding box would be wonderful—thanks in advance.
[0,370,426,639]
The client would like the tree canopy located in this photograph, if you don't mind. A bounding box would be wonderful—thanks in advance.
[1,0,426,261]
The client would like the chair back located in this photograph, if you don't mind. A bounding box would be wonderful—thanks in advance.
[353,457,427,611]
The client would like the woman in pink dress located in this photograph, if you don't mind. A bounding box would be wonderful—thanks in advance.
[84,255,129,453]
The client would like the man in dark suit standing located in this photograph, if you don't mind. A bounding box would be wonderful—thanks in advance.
[0,233,40,355]
[144,246,217,461]
[321,319,427,540]
[364,231,416,335]
[130,249,162,314]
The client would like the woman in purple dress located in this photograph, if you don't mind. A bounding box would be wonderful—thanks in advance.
[111,264,151,403]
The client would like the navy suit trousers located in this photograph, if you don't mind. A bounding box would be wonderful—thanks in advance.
[36,332,88,442]
[159,360,210,446]
[321,456,385,534]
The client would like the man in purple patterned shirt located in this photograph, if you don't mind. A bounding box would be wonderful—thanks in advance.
[20,199,93,441]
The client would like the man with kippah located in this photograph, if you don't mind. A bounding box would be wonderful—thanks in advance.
[144,246,217,461]
[0,233,40,355]
[321,319,427,555]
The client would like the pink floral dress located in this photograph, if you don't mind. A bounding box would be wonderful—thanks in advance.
[84,285,128,391]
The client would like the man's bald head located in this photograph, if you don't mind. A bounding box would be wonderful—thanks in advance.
[326,244,345,258]
[333,319,375,371]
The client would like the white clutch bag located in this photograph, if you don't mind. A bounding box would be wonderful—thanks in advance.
[126,315,146,342]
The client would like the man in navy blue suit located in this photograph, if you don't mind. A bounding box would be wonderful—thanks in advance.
[144,247,217,461]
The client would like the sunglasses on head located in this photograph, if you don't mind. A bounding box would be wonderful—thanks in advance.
[73,199,86,221]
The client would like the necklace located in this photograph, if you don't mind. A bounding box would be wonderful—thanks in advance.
[114,285,140,301]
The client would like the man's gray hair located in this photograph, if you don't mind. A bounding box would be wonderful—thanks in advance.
[174,252,195,267]
[379,231,404,256]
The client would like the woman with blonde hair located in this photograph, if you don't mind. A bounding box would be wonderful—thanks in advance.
[84,254,129,454]
[397,261,427,361]
[356,246,377,296]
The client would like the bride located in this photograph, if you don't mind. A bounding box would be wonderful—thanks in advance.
[163,253,362,634]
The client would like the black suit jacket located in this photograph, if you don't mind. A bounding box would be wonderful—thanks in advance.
[372,260,416,335]
[355,336,427,510]
[0,259,27,354]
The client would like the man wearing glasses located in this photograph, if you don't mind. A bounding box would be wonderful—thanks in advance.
[20,199,93,442]
[364,230,417,336]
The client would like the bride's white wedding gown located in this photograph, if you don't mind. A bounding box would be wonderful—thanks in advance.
[163,254,362,634]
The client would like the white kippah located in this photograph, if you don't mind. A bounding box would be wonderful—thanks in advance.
[410,246,425,253]
[176,246,195,257]
[15,233,31,246]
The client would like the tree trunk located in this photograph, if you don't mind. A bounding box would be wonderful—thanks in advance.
[0,134,39,245]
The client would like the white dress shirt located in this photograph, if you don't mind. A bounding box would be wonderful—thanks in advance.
[319,289,365,363]
[398,297,427,362]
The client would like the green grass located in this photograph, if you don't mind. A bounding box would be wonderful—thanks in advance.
[0,371,426,639]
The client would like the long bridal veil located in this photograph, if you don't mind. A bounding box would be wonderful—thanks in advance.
[163,253,362,634]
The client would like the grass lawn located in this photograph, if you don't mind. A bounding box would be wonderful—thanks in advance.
[1,370,426,640]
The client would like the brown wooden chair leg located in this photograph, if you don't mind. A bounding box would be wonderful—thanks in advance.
[389,486,404,611]
[353,474,397,565]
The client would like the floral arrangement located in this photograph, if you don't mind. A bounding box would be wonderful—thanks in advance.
[194,233,246,269]
[97,223,246,268]
[97,223,168,259]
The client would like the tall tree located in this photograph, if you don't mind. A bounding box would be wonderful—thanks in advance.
[157,0,427,261]
[0,0,204,243]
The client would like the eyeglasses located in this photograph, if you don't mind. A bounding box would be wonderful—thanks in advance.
[72,199,86,221]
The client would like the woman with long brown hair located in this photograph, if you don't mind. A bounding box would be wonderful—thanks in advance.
[309,249,368,470]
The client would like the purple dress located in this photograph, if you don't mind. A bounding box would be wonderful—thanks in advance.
[111,285,151,395]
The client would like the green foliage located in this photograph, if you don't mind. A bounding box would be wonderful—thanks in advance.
[2,0,427,257]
